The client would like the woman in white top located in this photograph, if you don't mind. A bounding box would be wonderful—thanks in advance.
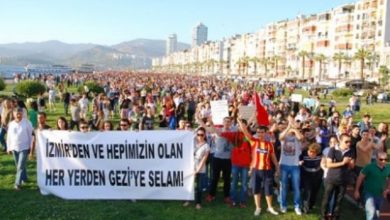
[183,127,210,209]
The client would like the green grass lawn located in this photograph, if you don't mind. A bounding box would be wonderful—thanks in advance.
[0,83,383,219]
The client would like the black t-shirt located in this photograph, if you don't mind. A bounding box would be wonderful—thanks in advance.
[326,147,355,184]
[350,135,361,159]
[299,150,322,171]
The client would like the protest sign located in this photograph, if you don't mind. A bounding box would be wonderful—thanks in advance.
[291,94,303,103]
[37,130,194,200]
[238,105,255,121]
[210,100,229,125]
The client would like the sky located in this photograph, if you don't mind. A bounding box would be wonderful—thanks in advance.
[0,0,354,45]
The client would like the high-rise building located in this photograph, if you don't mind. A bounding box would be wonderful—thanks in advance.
[192,23,208,47]
[166,34,177,55]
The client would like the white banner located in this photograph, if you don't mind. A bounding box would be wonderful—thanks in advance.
[37,130,195,200]
[291,94,303,103]
[210,100,229,125]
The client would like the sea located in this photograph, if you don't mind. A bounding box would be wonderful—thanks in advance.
[0,64,26,79]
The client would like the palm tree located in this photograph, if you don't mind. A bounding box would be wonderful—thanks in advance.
[367,52,380,78]
[260,57,273,79]
[249,57,260,75]
[236,59,242,75]
[286,66,293,77]
[219,60,227,75]
[298,50,309,79]
[333,52,346,79]
[354,48,371,82]
[314,53,327,81]
[273,55,283,77]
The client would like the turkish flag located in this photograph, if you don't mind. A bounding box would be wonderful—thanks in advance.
[253,92,269,126]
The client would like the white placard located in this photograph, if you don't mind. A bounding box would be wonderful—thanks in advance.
[291,94,303,103]
[239,105,255,120]
[37,130,194,200]
[210,100,229,125]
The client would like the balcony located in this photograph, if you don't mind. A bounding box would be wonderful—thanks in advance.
[316,40,329,47]
[335,43,352,50]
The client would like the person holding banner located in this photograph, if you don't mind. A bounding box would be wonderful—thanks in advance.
[7,107,34,190]
[56,117,69,130]
[183,127,210,209]
[237,119,280,216]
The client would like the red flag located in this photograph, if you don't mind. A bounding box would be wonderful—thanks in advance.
[253,92,269,126]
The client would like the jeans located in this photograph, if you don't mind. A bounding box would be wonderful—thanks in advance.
[279,164,301,209]
[0,127,7,151]
[301,170,323,211]
[320,180,347,218]
[13,149,29,186]
[202,153,214,191]
[209,157,231,197]
[230,165,248,204]
[364,192,383,220]
[195,173,206,204]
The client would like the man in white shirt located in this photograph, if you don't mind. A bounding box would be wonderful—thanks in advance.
[7,108,33,190]
[78,93,89,120]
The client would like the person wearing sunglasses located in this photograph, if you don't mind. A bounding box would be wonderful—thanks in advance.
[354,151,390,220]
[183,127,210,209]
[79,120,90,133]
[320,134,355,220]
[118,119,130,131]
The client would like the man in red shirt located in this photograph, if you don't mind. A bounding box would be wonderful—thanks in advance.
[238,119,280,216]
[219,120,251,207]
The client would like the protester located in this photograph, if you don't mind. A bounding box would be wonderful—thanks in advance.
[238,120,280,216]
[320,134,355,220]
[354,151,390,220]
[56,117,69,130]
[299,143,323,213]
[278,117,304,215]
[183,127,210,209]
[6,108,34,190]
[0,99,14,151]
[205,116,234,204]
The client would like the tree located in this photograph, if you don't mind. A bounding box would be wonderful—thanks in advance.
[354,48,371,82]
[367,52,380,78]
[260,57,273,79]
[249,57,260,75]
[379,65,390,88]
[314,53,327,81]
[273,55,283,77]
[15,80,46,98]
[79,81,104,95]
[333,52,346,79]
[0,78,5,92]
[298,50,309,79]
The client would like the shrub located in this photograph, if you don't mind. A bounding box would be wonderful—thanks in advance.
[78,81,104,95]
[0,78,6,92]
[14,80,46,98]
[332,88,353,97]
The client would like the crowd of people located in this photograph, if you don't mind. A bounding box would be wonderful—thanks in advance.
[2,71,390,220]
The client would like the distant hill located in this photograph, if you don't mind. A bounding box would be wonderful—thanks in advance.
[0,39,190,69]
[113,38,190,57]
